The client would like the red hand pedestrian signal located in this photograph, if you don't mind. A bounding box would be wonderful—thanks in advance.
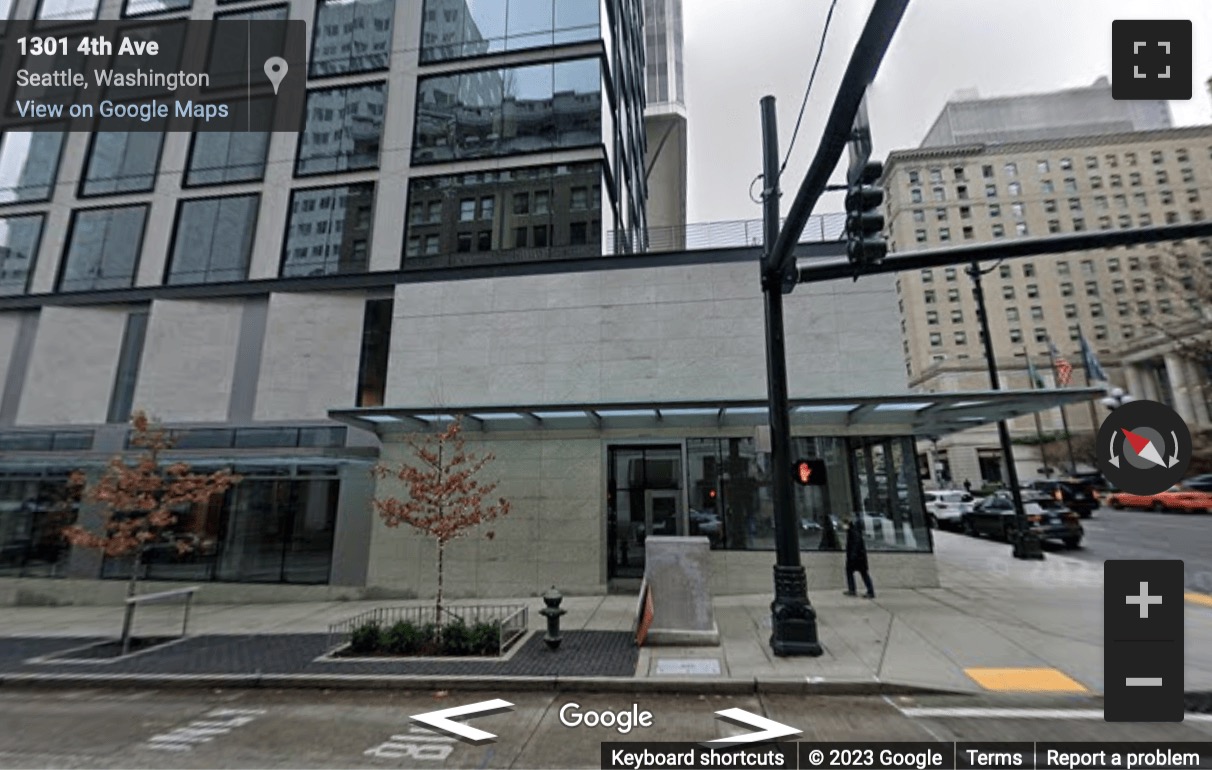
[797,462,812,484]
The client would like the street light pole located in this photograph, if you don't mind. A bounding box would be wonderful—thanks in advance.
[967,262,1040,559]
[759,95,821,656]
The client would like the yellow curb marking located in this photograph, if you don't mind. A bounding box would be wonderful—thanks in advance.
[964,667,1088,693]
[1187,592,1212,608]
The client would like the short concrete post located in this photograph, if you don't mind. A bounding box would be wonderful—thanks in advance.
[539,586,566,650]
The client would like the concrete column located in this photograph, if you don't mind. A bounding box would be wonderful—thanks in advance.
[1124,364,1146,401]
[1165,354,1196,424]
[1184,358,1211,427]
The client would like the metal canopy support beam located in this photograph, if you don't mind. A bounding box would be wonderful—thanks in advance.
[587,410,602,428]
[844,403,878,426]
[799,221,1212,284]
[519,411,542,427]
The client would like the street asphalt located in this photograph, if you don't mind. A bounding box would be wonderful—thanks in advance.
[2,687,1211,769]
[1059,504,1212,592]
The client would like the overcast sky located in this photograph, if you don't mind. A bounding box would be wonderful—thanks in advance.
[682,0,1212,224]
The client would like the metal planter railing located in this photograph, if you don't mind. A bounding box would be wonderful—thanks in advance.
[326,603,528,657]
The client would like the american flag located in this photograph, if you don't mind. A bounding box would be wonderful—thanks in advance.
[1050,342,1073,386]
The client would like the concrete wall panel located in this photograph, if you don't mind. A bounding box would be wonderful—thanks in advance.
[17,306,128,425]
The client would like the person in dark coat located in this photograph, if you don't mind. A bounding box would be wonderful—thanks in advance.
[844,517,875,598]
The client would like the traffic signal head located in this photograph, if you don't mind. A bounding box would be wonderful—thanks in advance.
[845,161,887,271]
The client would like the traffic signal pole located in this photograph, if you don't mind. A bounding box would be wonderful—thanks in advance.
[760,95,821,656]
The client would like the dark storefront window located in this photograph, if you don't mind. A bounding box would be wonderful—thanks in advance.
[404,161,605,266]
[420,0,600,62]
[0,471,80,578]
[101,465,342,584]
[0,132,64,203]
[58,205,147,292]
[311,0,393,76]
[296,84,385,176]
[166,194,258,285]
[281,183,374,277]
[81,132,164,197]
[0,213,45,296]
[413,58,601,164]
[848,436,930,550]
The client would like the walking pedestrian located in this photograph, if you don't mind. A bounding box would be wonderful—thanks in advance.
[843,517,875,598]
[963,479,972,494]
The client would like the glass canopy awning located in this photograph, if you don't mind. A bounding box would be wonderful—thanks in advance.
[330,388,1105,438]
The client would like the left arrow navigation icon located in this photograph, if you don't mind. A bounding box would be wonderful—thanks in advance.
[410,698,514,745]
[707,708,800,745]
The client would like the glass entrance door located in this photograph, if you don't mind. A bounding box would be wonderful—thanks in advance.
[607,445,682,581]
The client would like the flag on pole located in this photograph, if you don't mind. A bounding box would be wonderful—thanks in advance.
[1078,330,1108,382]
[1049,342,1073,386]
[1026,355,1046,389]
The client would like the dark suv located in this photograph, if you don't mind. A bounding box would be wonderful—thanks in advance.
[1025,479,1098,517]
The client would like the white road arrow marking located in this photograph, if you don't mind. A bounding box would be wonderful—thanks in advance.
[410,699,513,745]
[708,708,800,745]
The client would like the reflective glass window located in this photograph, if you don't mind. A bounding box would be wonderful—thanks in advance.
[296,84,385,175]
[420,0,599,62]
[187,128,270,186]
[124,0,189,16]
[59,205,146,292]
[166,195,258,284]
[0,472,80,578]
[413,58,601,164]
[36,0,99,19]
[311,0,394,76]
[81,132,164,197]
[0,214,44,296]
[0,133,64,203]
[281,183,374,277]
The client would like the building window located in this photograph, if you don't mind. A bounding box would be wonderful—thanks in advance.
[1010,202,1024,219]
[1060,282,1074,297]
[1106,154,1118,168]
[1002,285,1014,300]
[1064,303,1077,319]
[1089,175,1102,189]
[1030,306,1044,321]
[1063,178,1077,192]
[984,184,996,198]
[932,187,945,201]
[0,213,41,296]
[311,0,394,76]
[962,225,973,240]
[296,83,385,175]
[914,229,927,243]
[911,189,923,203]
[0,132,64,203]
[989,204,1001,217]
[420,0,600,61]
[1056,261,1070,275]
[954,331,967,345]
[1129,172,1142,186]
[1041,180,1054,193]
[1023,262,1036,278]
[1044,199,1057,213]
[959,206,971,219]
[80,132,163,196]
[1108,257,1120,272]
[982,165,993,178]
[929,333,942,347]
[1034,327,1047,343]
[1037,160,1049,173]
[1156,170,1169,185]
[1008,181,1021,196]
[934,207,947,221]
[1117,301,1130,316]
[166,195,259,285]
[947,288,960,302]
[951,309,964,324]
[36,0,99,18]
[1009,328,1023,343]
[938,227,950,241]
[956,185,968,200]
[187,129,270,186]
[909,170,921,184]
[107,308,149,423]
[1125,152,1137,166]
[921,269,934,283]
[1072,217,1085,231]
[991,223,1004,237]
[1006,307,1020,322]
[282,183,374,277]
[1151,150,1164,164]
[1015,222,1028,236]
[1112,280,1126,294]
[1090,302,1104,318]
[953,166,966,181]
[912,209,925,223]
[999,264,1012,279]
[123,0,188,15]
[924,290,936,304]
[1026,284,1039,299]
[926,310,938,325]
[58,205,147,292]
[356,297,393,407]
[944,267,957,281]
[414,58,602,164]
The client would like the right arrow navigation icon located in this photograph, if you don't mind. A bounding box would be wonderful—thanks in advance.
[707,708,801,746]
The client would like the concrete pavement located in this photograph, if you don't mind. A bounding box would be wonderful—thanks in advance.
[3,532,1212,697]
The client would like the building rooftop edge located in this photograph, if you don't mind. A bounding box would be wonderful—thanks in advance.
[884,124,1212,167]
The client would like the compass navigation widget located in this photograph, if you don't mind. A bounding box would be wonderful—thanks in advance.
[1097,399,1191,495]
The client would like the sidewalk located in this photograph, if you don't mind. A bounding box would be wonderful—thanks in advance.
[2,532,1211,696]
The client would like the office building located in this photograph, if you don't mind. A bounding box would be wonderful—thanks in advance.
[888,82,1212,487]
[640,0,687,248]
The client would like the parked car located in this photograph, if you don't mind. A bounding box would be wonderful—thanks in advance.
[1106,485,1212,513]
[1183,474,1212,493]
[688,509,723,546]
[1023,479,1098,517]
[923,489,974,531]
[962,494,1083,548]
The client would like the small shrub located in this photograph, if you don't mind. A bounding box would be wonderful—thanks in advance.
[384,620,428,655]
[468,621,500,655]
[349,621,382,654]
[440,619,473,655]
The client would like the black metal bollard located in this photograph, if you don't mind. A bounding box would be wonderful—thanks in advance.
[539,586,566,650]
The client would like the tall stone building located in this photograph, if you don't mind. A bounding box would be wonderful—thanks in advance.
[887,82,1212,487]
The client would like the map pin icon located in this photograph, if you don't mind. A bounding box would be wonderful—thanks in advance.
[264,57,288,95]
